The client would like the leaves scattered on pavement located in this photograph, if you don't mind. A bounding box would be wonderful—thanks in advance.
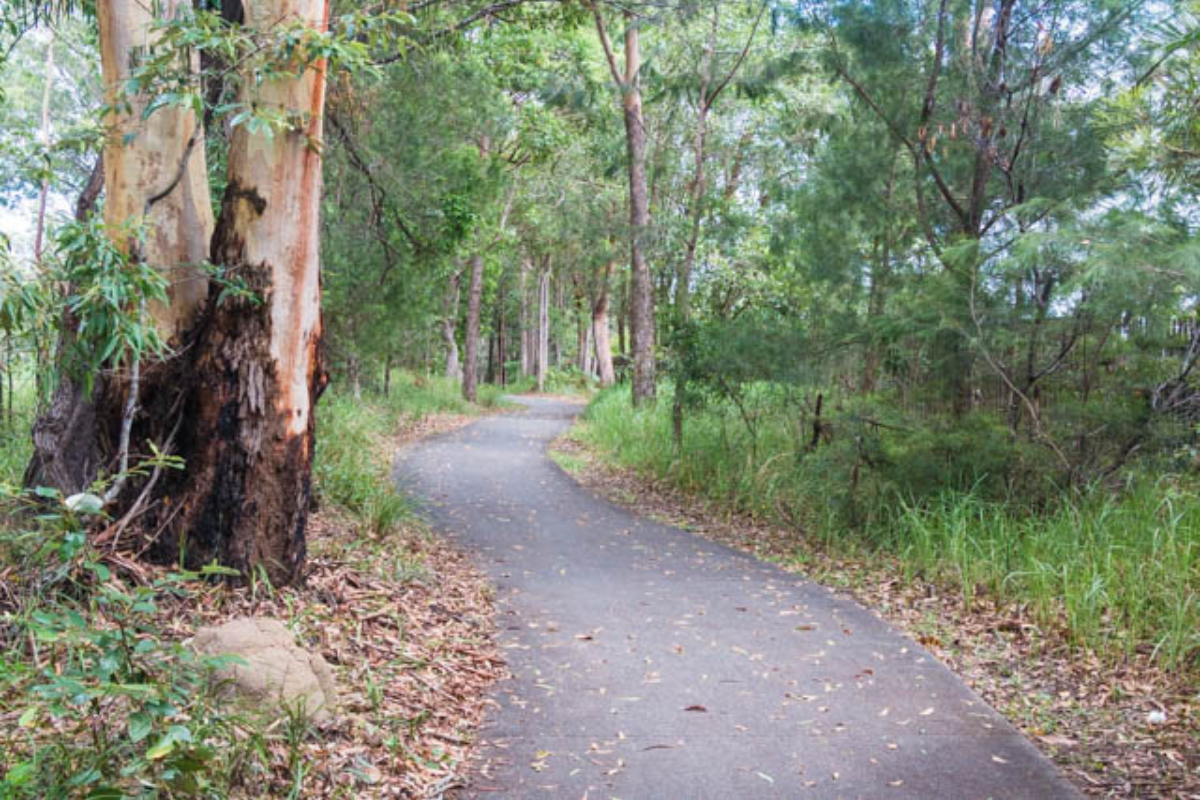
[550,434,1200,798]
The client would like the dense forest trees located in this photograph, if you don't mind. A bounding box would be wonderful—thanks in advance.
[0,0,1196,583]
[0,1,1197,794]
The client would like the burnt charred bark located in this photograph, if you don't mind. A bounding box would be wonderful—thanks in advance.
[32,0,333,588]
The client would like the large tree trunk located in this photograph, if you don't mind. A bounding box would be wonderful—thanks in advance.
[149,0,331,585]
[462,253,485,402]
[101,0,214,339]
[26,0,213,494]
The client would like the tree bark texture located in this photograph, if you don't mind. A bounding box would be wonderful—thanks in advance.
[26,0,213,495]
[620,12,656,405]
[143,0,329,586]
[592,259,615,385]
[590,3,655,404]
[593,288,615,386]
[99,0,215,339]
[497,273,507,386]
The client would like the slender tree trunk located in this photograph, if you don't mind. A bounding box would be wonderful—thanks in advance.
[442,269,462,380]
[585,327,595,375]
[519,257,532,377]
[462,253,485,402]
[497,274,507,386]
[590,4,655,404]
[618,269,628,356]
[151,0,331,585]
[537,261,550,392]
[384,354,392,397]
[575,291,588,373]
[620,12,655,405]
[486,333,497,385]
[592,258,616,386]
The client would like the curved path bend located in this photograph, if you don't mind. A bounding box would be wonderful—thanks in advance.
[394,397,1076,799]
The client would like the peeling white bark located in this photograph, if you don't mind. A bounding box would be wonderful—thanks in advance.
[225,0,329,440]
[98,0,213,339]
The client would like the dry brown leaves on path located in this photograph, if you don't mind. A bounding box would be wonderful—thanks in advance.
[549,435,1200,799]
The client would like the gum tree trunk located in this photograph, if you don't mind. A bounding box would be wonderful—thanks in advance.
[26,0,214,494]
[537,260,550,392]
[155,0,331,585]
[590,3,656,405]
[620,13,655,405]
[592,259,615,386]
[101,0,215,338]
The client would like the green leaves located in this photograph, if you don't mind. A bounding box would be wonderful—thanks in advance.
[50,214,168,393]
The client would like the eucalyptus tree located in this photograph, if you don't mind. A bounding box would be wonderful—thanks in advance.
[587,0,657,405]
[9,1,389,584]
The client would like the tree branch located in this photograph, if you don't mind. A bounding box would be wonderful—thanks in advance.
[706,0,767,109]
[586,0,626,87]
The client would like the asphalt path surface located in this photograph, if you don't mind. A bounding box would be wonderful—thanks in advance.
[394,396,1077,799]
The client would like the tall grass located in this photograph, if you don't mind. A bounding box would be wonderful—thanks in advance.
[0,374,36,487]
[890,485,1200,668]
[576,385,1200,672]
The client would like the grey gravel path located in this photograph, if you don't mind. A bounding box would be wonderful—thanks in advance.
[394,396,1078,799]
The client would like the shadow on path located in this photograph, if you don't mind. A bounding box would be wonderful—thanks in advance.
[394,396,1076,799]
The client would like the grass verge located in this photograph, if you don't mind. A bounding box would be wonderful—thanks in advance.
[579,385,1200,672]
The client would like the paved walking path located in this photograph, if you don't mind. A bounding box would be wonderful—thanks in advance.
[394,397,1077,799]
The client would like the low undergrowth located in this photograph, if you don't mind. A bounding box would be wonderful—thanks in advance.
[577,384,1200,674]
[0,372,504,796]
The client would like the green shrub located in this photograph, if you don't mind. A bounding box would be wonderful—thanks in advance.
[0,489,268,798]
[0,370,504,795]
